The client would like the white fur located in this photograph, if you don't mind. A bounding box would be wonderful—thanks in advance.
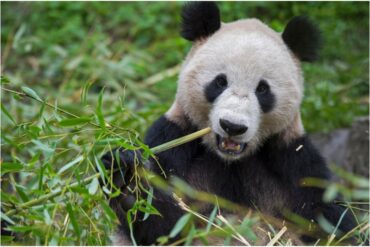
[170,19,305,160]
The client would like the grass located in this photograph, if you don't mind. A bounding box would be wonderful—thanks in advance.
[1,1,369,246]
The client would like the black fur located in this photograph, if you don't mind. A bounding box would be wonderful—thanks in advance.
[181,2,221,41]
[145,115,200,175]
[282,16,322,62]
[204,73,228,103]
[102,116,356,245]
[255,80,276,113]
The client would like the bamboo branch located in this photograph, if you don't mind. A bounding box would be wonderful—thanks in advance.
[3,87,211,216]
[2,86,212,216]
[4,127,211,217]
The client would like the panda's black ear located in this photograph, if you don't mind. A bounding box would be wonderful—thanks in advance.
[181,2,221,41]
[282,16,322,62]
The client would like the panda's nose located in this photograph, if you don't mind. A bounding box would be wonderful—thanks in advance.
[219,119,248,136]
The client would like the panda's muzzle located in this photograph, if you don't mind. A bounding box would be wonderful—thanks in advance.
[215,119,248,155]
[216,134,247,155]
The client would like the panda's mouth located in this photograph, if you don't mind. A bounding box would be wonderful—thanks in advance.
[216,134,247,155]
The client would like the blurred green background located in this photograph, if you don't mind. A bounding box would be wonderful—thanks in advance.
[1,2,369,245]
[2,1,369,133]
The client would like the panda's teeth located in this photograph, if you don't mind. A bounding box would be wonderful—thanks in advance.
[221,141,226,149]
[217,135,247,154]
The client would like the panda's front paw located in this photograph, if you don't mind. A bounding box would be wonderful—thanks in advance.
[101,148,144,171]
[101,149,149,211]
[101,148,151,187]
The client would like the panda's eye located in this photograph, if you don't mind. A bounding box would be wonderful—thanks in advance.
[215,74,228,88]
[204,73,228,103]
[256,80,269,94]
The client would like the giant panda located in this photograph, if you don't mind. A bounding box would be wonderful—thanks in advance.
[102,2,356,245]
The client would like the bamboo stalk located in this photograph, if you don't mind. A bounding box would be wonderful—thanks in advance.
[151,127,211,154]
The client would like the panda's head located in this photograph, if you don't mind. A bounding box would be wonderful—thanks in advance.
[167,2,322,161]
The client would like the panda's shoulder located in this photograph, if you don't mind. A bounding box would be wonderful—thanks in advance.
[144,115,198,146]
[260,134,327,170]
[144,115,202,172]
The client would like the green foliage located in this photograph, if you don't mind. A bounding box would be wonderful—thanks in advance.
[1,2,369,246]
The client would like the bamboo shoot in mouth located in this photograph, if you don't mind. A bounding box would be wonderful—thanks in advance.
[150,127,212,154]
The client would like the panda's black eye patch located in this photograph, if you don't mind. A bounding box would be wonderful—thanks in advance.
[204,74,228,103]
[256,80,269,94]
[255,80,275,113]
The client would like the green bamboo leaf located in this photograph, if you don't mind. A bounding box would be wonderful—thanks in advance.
[28,152,41,169]
[184,224,197,245]
[66,202,81,237]
[206,205,218,233]
[21,86,42,101]
[37,100,46,119]
[59,117,91,127]
[0,76,10,84]
[156,236,169,245]
[169,213,191,238]
[43,209,52,225]
[1,211,15,224]
[94,155,107,184]
[317,214,335,234]
[323,184,338,202]
[102,186,112,195]
[143,187,155,221]
[96,89,106,130]
[239,218,257,240]
[57,155,83,175]
[1,103,16,124]
[100,200,117,221]
[138,200,160,216]
[330,165,369,188]
[8,225,34,233]
[1,162,23,174]
[224,236,232,246]
[1,191,19,204]
[53,99,62,121]
[0,235,14,244]
[351,189,370,200]
[15,185,29,202]
[31,140,54,154]
[81,81,92,105]
[88,177,99,195]
[126,208,138,246]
